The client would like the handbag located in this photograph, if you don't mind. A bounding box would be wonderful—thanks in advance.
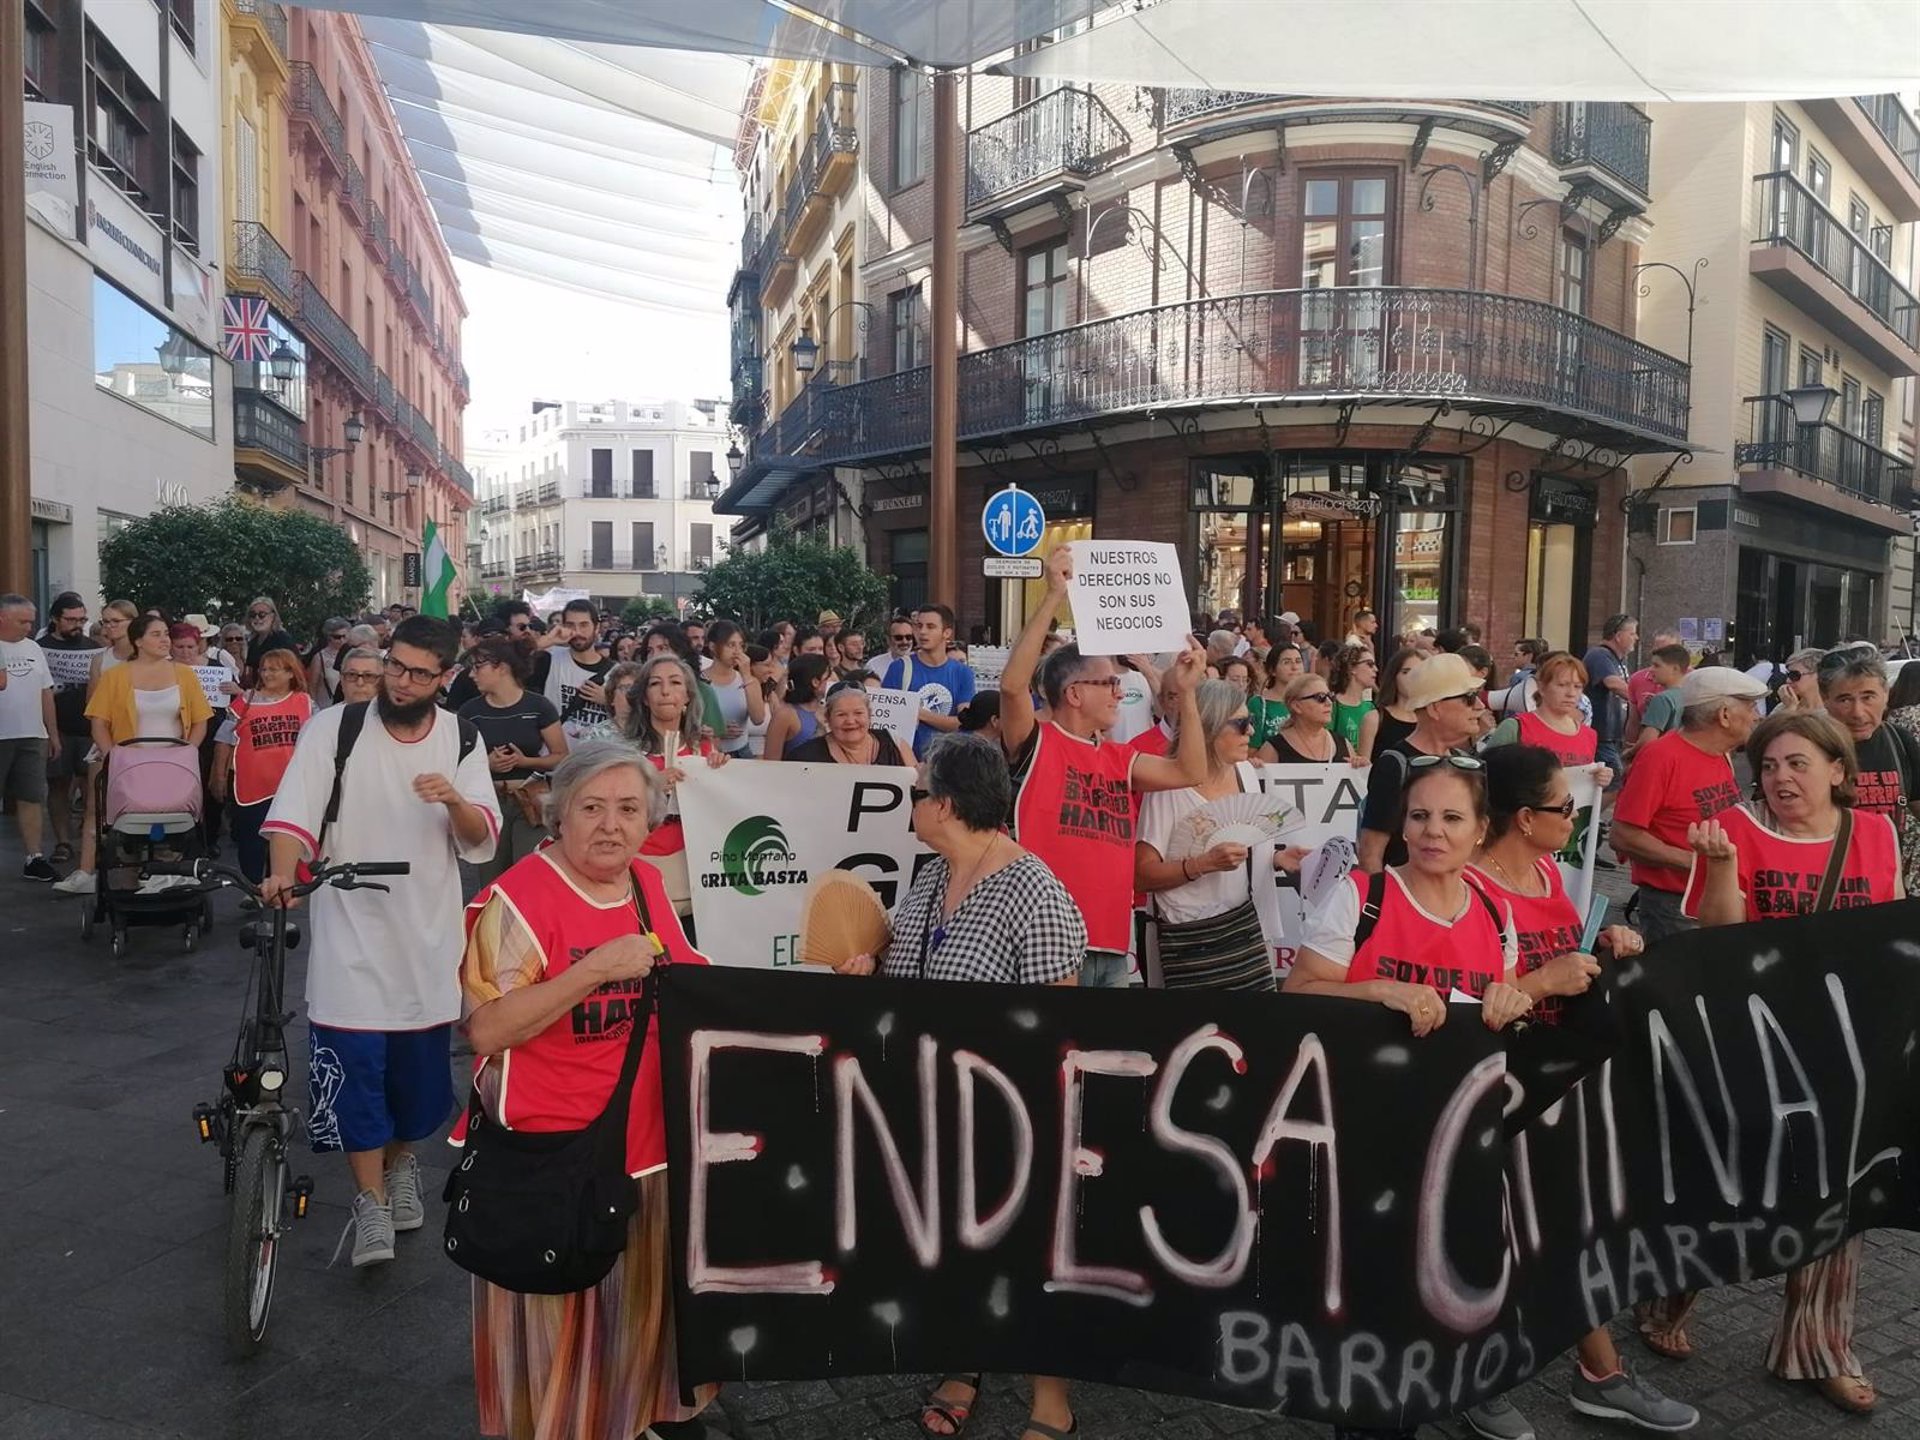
[442,877,657,1294]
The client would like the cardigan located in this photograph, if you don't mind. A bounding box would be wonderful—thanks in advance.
[85,660,215,744]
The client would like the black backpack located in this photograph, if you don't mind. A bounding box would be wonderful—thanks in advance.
[319,701,480,856]
[1352,868,1502,951]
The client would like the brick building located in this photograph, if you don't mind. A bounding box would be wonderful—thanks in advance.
[718,73,1692,657]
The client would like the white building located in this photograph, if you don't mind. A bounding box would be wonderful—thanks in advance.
[22,0,233,609]
[473,399,730,612]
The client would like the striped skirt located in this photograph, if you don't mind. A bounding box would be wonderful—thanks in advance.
[1155,899,1276,991]
[472,1170,717,1440]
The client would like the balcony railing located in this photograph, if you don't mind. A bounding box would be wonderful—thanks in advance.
[1552,102,1651,197]
[745,286,1690,477]
[290,63,345,173]
[367,198,390,262]
[779,84,858,244]
[1857,95,1920,188]
[233,390,308,475]
[231,0,288,58]
[1752,171,1920,350]
[406,267,435,328]
[481,494,509,515]
[374,367,394,421]
[1734,394,1914,506]
[452,358,470,394]
[579,550,660,572]
[441,449,475,497]
[739,216,763,274]
[1161,91,1536,128]
[481,559,507,579]
[230,221,295,308]
[295,272,374,395]
[965,87,1127,210]
[341,155,369,227]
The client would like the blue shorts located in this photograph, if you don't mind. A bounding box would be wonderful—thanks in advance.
[307,1023,455,1154]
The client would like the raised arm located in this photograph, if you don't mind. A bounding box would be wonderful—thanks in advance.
[1000,544,1073,757]
[1132,644,1209,791]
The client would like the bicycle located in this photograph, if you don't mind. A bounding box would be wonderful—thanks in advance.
[179,857,410,1355]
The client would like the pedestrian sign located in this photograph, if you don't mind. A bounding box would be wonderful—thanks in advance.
[981,485,1046,557]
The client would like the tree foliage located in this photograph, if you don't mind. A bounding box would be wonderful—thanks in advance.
[99,499,372,638]
[621,594,678,628]
[694,531,891,635]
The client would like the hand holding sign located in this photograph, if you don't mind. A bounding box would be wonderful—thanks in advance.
[1066,541,1193,656]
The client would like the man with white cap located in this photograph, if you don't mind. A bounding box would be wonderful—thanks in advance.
[1610,666,1766,943]
[1356,652,1486,872]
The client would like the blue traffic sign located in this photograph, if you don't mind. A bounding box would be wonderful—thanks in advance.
[981,485,1047,557]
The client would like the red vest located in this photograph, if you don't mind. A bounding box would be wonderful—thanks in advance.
[461,852,705,1175]
[1014,723,1138,953]
[1682,804,1903,923]
[1346,869,1509,998]
[1467,858,1581,1025]
[1515,711,1598,766]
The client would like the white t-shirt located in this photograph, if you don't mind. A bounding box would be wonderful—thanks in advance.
[868,651,907,679]
[1107,668,1156,744]
[0,638,52,740]
[543,646,613,741]
[1137,783,1256,924]
[1301,867,1518,971]
[263,705,501,1029]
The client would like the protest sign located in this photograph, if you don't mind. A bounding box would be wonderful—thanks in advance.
[40,646,99,689]
[967,646,1010,691]
[662,900,1920,1427]
[1553,763,1605,913]
[1066,541,1191,656]
[191,665,235,709]
[864,688,921,747]
[679,762,933,969]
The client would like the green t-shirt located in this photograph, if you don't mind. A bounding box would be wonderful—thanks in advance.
[1247,695,1290,750]
[1640,686,1683,738]
[1331,697,1375,752]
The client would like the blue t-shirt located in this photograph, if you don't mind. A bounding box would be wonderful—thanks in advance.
[882,654,977,758]
[1582,644,1628,744]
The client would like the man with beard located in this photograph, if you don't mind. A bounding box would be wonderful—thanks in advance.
[261,615,499,1267]
[540,598,614,741]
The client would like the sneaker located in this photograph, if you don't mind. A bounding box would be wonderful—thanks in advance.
[1464,1396,1536,1440]
[386,1152,424,1232]
[1570,1368,1699,1432]
[330,1189,395,1268]
[52,869,96,895]
[22,855,57,883]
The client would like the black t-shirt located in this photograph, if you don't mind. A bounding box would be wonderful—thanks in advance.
[787,733,912,766]
[458,692,562,781]
[1852,724,1920,829]
[443,665,480,713]
[1359,736,1467,867]
[37,633,102,734]
[246,628,300,677]
[1266,728,1351,765]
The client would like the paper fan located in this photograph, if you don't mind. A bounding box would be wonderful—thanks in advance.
[1164,792,1302,861]
[799,870,891,969]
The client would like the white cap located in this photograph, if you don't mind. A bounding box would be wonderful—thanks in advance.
[1277,611,1301,625]
[1679,666,1769,707]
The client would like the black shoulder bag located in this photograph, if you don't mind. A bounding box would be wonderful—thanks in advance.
[442,878,657,1294]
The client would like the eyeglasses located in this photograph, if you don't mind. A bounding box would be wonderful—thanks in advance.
[1407,753,1485,773]
[382,656,444,687]
[1530,795,1579,819]
[889,633,914,644]
[1294,690,1333,704]
[249,610,273,620]
[341,669,383,685]
[1226,716,1254,734]
[1069,675,1125,694]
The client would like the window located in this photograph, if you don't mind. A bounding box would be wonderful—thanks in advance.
[890,285,927,372]
[234,116,259,224]
[170,124,200,254]
[23,1,59,101]
[1760,325,1791,448]
[87,27,156,207]
[1864,388,1884,446]
[590,447,613,497]
[1806,149,1831,206]
[1300,173,1391,289]
[1558,229,1588,315]
[91,275,214,439]
[169,0,195,52]
[1797,345,1824,389]
[691,523,713,566]
[891,67,928,189]
[1658,508,1697,545]
[590,521,613,569]
[632,521,655,569]
[1771,110,1799,172]
[1840,373,1861,433]
[890,529,929,614]
[1020,241,1071,337]
[630,450,655,498]
[688,450,715,498]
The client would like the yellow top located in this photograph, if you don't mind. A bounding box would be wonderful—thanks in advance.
[85,661,215,744]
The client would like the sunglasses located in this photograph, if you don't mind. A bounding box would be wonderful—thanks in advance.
[1531,795,1580,819]
[1407,753,1485,773]
[1785,669,1807,682]
[909,786,931,805]
[1226,716,1254,734]
[249,610,273,620]
[1294,690,1333,704]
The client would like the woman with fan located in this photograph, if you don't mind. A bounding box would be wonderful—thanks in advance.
[459,744,716,1440]
[1137,680,1307,990]
[787,683,914,766]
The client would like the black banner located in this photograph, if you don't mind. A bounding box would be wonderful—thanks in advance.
[659,902,1920,1427]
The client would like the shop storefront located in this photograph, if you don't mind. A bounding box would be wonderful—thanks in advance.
[1521,474,1598,649]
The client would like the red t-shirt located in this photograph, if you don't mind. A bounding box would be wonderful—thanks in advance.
[1613,730,1741,892]
[1515,711,1599,766]
[1128,723,1171,758]
[1681,804,1903,922]
[1467,857,1581,1025]
[227,691,314,806]
[1346,870,1511,998]
[1013,723,1139,954]
[1627,666,1662,721]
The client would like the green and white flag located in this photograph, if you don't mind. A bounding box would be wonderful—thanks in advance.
[421,518,456,617]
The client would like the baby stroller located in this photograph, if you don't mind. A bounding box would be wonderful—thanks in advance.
[82,737,216,957]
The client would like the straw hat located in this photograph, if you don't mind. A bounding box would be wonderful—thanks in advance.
[1398,653,1484,712]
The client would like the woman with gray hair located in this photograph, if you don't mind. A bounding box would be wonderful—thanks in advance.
[459,743,717,1440]
[622,655,729,916]
[787,682,913,766]
[1776,646,1829,713]
[1136,680,1307,990]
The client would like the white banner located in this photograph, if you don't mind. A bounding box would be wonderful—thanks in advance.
[1555,763,1606,916]
[192,665,235,709]
[864,688,921,746]
[679,762,932,969]
[1067,540,1191,655]
[23,102,76,233]
[40,645,100,689]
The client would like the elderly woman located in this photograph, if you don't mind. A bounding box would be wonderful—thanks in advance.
[1259,673,1351,765]
[831,732,1084,1440]
[787,682,914,765]
[1658,711,1906,1408]
[460,745,716,1440]
[1776,646,1829,713]
[1137,680,1305,990]
[334,646,385,707]
[579,660,645,744]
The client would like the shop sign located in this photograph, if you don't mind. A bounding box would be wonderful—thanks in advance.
[1529,474,1598,527]
[870,492,923,513]
[1733,507,1763,530]
[1285,489,1381,521]
[1023,476,1095,519]
[1394,529,1444,562]
[86,181,166,309]
[30,497,73,524]
[22,102,76,233]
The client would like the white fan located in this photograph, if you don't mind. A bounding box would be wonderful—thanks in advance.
[1164,792,1302,861]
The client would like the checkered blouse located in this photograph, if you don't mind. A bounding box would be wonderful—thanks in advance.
[881,852,1086,985]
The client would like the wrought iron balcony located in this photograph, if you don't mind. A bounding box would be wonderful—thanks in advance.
[295,273,374,395]
[1734,394,1914,509]
[739,286,1691,490]
[406,267,435,328]
[579,549,661,572]
[231,0,288,59]
[1160,91,1536,129]
[367,198,390,262]
[481,494,509,515]
[452,358,470,395]
[1857,95,1920,188]
[341,155,369,229]
[289,63,345,176]
[230,221,296,309]
[233,390,307,477]
[481,559,507,579]
[1751,171,1920,356]
[1552,102,1651,198]
[965,88,1127,211]
[441,449,475,498]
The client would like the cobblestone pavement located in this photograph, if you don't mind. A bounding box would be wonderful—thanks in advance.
[2,820,1916,1439]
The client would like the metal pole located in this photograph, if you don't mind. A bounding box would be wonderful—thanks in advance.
[2,3,32,587]
[929,70,959,609]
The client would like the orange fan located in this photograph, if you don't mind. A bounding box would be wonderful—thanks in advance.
[800,869,892,970]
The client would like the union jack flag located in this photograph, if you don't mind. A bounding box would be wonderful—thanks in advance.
[222,295,273,363]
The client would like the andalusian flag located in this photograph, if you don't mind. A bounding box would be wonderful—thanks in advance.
[421,518,456,617]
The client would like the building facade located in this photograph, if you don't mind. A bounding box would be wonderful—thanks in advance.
[473,399,729,612]
[21,0,233,609]
[1631,95,1919,660]
[220,0,471,607]
[719,67,1694,659]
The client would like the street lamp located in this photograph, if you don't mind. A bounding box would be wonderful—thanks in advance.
[156,330,196,377]
[381,465,422,502]
[307,410,364,491]
[725,442,744,481]
[1784,383,1838,428]
[790,330,819,374]
[343,410,366,447]
[267,341,298,387]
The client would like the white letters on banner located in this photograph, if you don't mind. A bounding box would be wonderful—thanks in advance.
[40,646,99,688]
[1066,541,1192,656]
[864,688,921,746]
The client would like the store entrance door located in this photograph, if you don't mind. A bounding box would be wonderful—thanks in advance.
[1275,502,1374,640]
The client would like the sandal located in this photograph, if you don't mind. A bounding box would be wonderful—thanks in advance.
[1636,1320,1692,1360]
[918,1374,981,1439]
[1813,1374,1876,1413]
[1021,1416,1079,1440]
